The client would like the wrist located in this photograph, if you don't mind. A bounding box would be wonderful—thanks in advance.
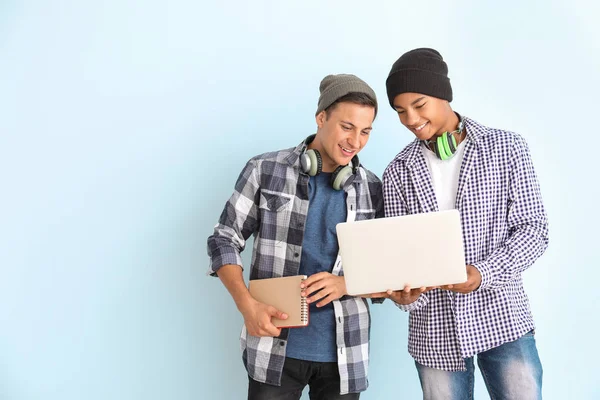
[236,292,257,315]
[339,276,348,296]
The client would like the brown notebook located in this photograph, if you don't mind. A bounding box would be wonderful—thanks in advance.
[248,275,309,328]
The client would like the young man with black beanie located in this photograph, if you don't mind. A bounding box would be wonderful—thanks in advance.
[208,74,383,399]
[380,48,549,399]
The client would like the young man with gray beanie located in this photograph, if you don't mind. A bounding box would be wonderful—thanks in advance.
[379,48,549,399]
[207,74,383,399]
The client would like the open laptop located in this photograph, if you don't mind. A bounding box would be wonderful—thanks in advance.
[336,209,467,296]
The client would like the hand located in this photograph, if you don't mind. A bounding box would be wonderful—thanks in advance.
[239,298,288,337]
[301,272,347,308]
[441,265,481,294]
[363,285,433,305]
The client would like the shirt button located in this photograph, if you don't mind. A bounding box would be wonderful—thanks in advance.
[279,341,285,346]
[294,252,300,258]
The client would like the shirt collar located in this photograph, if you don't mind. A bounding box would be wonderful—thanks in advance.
[402,116,487,168]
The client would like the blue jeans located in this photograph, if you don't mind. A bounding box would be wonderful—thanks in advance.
[415,331,542,400]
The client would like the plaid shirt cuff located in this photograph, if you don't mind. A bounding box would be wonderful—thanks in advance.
[394,293,429,312]
[207,247,244,277]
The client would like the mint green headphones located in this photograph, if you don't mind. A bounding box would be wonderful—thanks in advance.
[428,114,464,160]
[300,135,359,191]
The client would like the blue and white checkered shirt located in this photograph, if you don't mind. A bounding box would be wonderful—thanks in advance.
[382,116,549,371]
[207,138,383,393]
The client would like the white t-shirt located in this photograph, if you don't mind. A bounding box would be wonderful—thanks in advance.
[421,139,467,211]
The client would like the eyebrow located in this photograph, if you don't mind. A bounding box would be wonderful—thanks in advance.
[341,120,372,130]
[393,96,427,110]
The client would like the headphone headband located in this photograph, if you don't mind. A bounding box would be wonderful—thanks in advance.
[424,113,464,160]
[300,134,360,190]
[301,134,360,172]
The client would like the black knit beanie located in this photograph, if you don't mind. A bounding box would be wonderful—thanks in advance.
[385,48,453,109]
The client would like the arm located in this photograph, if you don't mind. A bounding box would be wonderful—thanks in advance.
[473,135,549,291]
[207,160,287,336]
[207,160,260,276]
[217,264,287,337]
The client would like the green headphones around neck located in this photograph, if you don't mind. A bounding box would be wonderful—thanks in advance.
[427,114,465,161]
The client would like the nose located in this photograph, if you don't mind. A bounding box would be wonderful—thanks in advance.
[347,130,360,148]
[404,109,419,126]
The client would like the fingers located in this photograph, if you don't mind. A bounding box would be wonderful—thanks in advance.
[302,279,327,297]
[306,287,333,306]
[360,292,388,298]
[304,277,345,307]
[315,293,336,308]
[255,319,281,337]
[249,306,286,337]
[300,272,328,289]
[248,318,280,337]
[267,306,288,320]
[381,285,426,304]
[302,274,346,301]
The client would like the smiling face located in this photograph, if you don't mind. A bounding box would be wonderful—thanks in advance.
[312,101,375,173]
[392,92,458,141]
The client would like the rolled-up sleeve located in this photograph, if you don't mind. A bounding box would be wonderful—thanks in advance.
[207,160,260,276]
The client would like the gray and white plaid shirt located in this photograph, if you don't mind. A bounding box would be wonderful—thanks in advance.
[207,137,383,394]
[383,116,549,371]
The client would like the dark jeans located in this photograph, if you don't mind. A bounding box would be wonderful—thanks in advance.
[248,357,360,400]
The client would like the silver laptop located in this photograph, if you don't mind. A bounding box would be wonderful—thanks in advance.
[336,210,467,296]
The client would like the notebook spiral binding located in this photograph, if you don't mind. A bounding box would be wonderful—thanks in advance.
[300,278,308,324]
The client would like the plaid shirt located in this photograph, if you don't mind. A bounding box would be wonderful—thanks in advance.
[207,137,383,394]
[382,116,549,371]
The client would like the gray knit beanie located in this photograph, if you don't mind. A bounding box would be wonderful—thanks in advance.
[316,74,377,115]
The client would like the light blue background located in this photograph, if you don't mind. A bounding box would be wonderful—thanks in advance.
[1,1,598,399]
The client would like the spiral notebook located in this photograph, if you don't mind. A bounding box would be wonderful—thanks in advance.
[248,275,309,328]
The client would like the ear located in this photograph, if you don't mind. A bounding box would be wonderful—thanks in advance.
[315,111,326,128]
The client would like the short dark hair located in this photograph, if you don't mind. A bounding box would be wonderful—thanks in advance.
[324,92,378,120]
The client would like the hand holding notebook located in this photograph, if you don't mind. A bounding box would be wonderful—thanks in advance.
[300,272,348,308]
[239,297,289,337]
[248,275,309,329]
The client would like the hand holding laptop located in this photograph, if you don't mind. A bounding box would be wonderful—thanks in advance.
[363,285,433,304]
[440,264,482,294]
[362,264,482,304]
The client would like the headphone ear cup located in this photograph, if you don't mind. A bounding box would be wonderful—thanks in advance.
[440,133,454,160]
[436,134,451,160]
[301,149,322,176]
[331,164,355,191]
[447,132,457,154]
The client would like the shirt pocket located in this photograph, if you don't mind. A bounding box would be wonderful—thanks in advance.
[259,190,292,212]
[258,190,293,245]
